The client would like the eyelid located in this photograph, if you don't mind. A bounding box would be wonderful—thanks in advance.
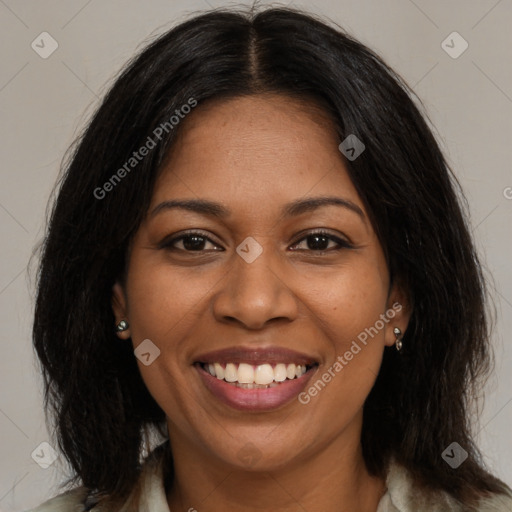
[290,229,353,250]
[159,228,353,252]
[158,229,224,250]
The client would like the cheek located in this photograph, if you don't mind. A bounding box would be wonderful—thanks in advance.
[125,258,212,343]
[303,265,389,346]
[302,265,389,396]
[124,242,389,403]
[123,259,202,423]
[125,246,389,355]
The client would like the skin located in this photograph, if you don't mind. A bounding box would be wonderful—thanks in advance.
[112,94,410,512]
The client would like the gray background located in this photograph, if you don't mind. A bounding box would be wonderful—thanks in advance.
[0,0,511,510]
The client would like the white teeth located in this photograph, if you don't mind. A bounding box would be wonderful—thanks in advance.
[237,363,255,384]
[274,363,287,382]
[203,362,311,384]
[224,363,238,382]
[254,364,274,385]
[214,363,224,380]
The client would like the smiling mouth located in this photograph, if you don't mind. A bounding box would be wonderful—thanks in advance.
[197,362,318,389]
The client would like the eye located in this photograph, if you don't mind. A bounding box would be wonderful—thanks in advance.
[290,230,352,252]
[159,230,223,252]
[159,229,352,254]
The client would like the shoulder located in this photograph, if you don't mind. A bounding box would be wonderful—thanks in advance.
[476,492,512,511]
[380,460,512,512]
[25,442,170,512]
[24,487,89,512]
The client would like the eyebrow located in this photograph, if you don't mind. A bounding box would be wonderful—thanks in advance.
[149,196,365,221]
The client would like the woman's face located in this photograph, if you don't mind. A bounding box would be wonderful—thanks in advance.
[113,94,408,472]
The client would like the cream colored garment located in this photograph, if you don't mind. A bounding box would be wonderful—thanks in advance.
[27,447,512,512]
[377,462,512,512]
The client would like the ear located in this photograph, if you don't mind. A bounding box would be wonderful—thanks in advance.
[112,281,130,339]
[384,279,412,348]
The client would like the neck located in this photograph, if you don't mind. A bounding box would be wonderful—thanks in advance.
[166,418,387,512]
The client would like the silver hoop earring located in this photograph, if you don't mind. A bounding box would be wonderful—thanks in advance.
[393,327,403,351]
[116,320,129,332]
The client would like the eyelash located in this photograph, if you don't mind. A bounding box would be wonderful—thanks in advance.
[159,229,352,254]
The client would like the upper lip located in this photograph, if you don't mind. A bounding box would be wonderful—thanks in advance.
[194,346,319,366]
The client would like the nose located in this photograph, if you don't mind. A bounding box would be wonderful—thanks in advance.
[211,247,299,330]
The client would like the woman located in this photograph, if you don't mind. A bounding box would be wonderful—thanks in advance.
[29,5,512,512]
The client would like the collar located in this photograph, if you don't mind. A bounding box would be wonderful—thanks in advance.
[122,445,464,512]
[29,443,512,512]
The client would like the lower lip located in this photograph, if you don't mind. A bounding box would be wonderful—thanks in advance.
[196,364,316,412]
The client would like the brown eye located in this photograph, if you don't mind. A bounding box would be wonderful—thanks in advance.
[159,231,224,252]
[290,230,352,252]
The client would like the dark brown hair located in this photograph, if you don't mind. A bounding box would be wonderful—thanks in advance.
[33,4,510,510]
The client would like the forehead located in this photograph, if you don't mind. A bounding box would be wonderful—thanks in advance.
[151,94,361,216]
[166,93,339,159]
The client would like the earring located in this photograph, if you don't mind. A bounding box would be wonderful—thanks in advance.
[393,327,403,351]
[116,320,129,332]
